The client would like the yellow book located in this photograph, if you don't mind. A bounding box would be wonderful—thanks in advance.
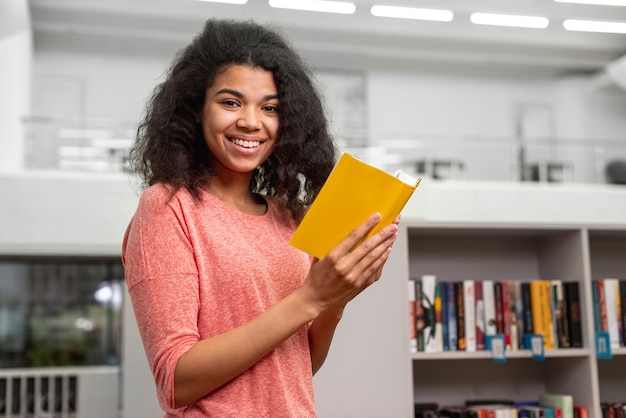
[530,280,556,350]
[289,152,421,259]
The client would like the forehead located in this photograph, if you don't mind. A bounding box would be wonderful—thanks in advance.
[211,64,276,91]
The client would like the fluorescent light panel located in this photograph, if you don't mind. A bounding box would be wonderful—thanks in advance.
[555,0,626,6]
[370,5,453,22]
[194,0,247,4]
[563,19,626,33]
[470,12,549,28]
[269,0,356,14]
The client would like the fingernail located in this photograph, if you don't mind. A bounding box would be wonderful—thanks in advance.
[372,212,382,221]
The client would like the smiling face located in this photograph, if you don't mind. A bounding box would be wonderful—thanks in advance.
[199,64,279,180]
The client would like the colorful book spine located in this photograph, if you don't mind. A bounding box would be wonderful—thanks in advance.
[434,282,444,352]
[456,281,466,351]
[446,281,458,351]
[483,280,497,338]
[475,280,485,351]
[408,279,417,353]
[500,280,511,349]
[603,278,620,349]
[415,279,425,352]
[464,280,476,352]
[441,281,449,352]
[422,274,438,353]
[521,282,534,348]
[563,282,582,348]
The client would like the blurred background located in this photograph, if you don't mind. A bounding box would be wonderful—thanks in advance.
[1,1,626,417]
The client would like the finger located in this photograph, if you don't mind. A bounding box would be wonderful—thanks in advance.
[346,227,397,281]
[329,212,382,256]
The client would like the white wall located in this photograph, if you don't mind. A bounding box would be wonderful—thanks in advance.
[0,0,32,172]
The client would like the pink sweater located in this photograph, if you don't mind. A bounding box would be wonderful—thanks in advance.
[122,184,316,417]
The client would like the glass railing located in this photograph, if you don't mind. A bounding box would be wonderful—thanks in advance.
[21,117,626,185]
[341,134,626,185]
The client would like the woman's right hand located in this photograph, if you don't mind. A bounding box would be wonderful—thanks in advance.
[300,212,398,315]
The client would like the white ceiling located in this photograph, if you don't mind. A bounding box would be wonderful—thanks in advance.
[28,0,626,78]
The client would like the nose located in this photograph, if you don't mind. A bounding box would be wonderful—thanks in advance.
[236,107,261,130]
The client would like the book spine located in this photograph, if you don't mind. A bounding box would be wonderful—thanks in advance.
[434,281,444,352]
[464,279,476,352]
[543,280,556,350]
[598,279,609,333]
[415,279,425,352]
[514,281,525,350]
[483,280,497,337]
[494,281,504,336]
[408,279,417,353]
[621,280,626,347]
[441,281,449,352]
[500,281,511,349]
[604,278,620,348]
[614,279,623,347]
[446,281,458,351]
[521,282,534,348]
[592,280,602,334]
[475,280,485,351]
[508,281,519,351]
[456,281,466,351]
[564,282,583,348]
[422,274,438,353]
[551,280,569,348]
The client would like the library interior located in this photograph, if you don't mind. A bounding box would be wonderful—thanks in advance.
[1,0,626,417]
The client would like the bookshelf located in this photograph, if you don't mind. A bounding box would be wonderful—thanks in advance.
[399,222,626,417]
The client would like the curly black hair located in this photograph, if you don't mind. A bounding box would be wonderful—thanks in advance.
[129,18,337,222]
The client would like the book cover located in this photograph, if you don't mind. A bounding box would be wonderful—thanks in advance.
[289,152,420,259]
[540,393,573,418]
[508,280,519,351]
[563,282,583,348]
[573,405,588,418]
[592,280,603,334]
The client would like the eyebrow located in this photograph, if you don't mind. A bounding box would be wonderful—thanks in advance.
[215,88,278,102]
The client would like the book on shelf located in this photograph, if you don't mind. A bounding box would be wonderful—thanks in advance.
[421,274,438,353]
[508,280,519,351]
[289,152,421,259]
[530,280,556,350]
[603,278,621,349]
[415,279,426,352]
[464,280,477,352]
[408,279,417,353]
[521,282,534,348]
[483,280,497,338]
[619,280,626,345]
[444,281,458,351]
[456,281,466,351]
[573,405,588,418]
[563,281,583,348]
[475,280,486,351]
[435,281,444,352]
[539,393,573,418]
[551,280,570,349]
[441,280,450,352]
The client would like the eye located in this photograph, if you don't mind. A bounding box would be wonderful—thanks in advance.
[262,104,279,114]
[221,99,240,108]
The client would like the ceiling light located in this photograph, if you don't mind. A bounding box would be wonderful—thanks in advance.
[555,0,626,6]
[470,12,550,29]
[194,0,248,4]
[269,0,356,14]
[563,18,626,33]
[370,5,453,22]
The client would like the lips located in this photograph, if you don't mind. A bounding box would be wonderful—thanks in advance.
[229,137,261,148]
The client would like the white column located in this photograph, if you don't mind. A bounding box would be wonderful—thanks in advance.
[0,0,32,172]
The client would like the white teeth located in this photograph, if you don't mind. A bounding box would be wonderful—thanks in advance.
[230,138,260,148]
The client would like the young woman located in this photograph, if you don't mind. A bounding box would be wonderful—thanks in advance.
[122,18,399,417]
